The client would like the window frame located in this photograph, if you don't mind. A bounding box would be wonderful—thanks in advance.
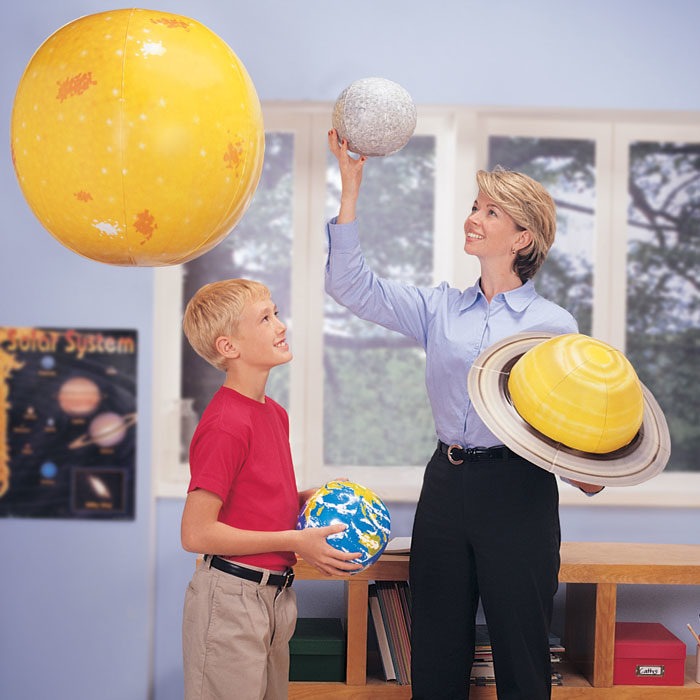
[151,104,700,507]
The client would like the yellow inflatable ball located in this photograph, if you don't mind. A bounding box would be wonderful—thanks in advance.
[11,9,264,266]
[508,334,644,453]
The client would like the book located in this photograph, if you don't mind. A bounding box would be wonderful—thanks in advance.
[469,623,566,686]
[384,536,411,554]
[471,660,495,682]
[368,585,396,681]
[469,672,563,687]
[368,581,565,688]
[376,581,411,684]
[375,582,406,683]
[371,580,412,684]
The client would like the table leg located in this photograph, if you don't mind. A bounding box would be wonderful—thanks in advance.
[345,579,369,685]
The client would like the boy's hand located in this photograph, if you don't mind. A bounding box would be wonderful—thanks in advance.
[295,524,363,576]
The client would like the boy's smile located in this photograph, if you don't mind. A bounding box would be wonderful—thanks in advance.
[233,298,292,369]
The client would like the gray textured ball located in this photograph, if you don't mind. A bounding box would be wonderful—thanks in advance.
[332,77,417,157]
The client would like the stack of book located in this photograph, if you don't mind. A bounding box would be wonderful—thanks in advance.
[368,581,412,684]
[373,540,566,688]
[470,624,565,687]
[471,624,496,685]
[550,634,565,687]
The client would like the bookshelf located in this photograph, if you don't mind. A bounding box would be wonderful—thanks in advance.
[289,542,700,699]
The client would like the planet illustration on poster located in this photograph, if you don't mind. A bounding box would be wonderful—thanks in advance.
[40,462,58,480]
[87,475,112,499]
[57,376,102,416]
[68,411,137,449]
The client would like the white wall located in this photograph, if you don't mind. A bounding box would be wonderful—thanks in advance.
[1,2,699,699]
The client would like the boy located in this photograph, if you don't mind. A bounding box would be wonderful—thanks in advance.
[180,278,360,700]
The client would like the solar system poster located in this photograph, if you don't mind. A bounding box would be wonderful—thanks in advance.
[0,327,137,520]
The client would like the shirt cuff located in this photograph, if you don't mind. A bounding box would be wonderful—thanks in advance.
[326,218,361,253]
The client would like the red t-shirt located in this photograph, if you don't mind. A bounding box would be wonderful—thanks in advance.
[187,386,299,570]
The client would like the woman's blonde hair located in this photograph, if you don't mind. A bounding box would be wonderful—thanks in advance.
[476,167,557,281]
[182,278,270,371]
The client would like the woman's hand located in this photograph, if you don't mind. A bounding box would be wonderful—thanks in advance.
[568,478,605,495]
[328,128,366,224]
[298,487,318,509]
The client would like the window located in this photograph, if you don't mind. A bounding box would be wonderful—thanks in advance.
[620,128,700,479]
[486,135,596,334]
[322,136,437,469]
[152,106,700,506]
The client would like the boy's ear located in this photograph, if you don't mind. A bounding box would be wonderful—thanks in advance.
[215,335,240,360]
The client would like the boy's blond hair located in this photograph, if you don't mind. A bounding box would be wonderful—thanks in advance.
[182,278,271,371]
[476,167,557,281]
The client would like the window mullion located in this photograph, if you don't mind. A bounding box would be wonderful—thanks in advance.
[298,112,333,490]
[607,124,630,351]
[152,265,187,496]
[451,109,480,290]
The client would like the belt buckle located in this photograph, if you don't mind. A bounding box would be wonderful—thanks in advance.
[282,570,295,588]
[447,444,464,465]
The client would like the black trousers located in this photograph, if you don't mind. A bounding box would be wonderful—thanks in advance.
[410,448,560,700]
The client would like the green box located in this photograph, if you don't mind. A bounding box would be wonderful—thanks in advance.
[289,617,346,682]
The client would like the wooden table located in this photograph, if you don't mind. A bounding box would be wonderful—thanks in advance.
[290,542,700,699]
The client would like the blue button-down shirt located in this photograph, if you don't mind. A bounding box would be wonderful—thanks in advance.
[325,218,579,448]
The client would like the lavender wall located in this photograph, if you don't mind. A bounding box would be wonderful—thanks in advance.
[1,2,699,698]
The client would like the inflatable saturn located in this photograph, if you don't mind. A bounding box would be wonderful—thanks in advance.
[467,332,671,487]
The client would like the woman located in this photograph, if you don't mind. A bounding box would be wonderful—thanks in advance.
[325,130,602,700]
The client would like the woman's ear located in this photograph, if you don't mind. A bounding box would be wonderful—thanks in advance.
[514,228,533,253]
[215,335,239,360]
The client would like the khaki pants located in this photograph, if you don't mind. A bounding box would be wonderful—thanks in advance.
[182,559,297,700]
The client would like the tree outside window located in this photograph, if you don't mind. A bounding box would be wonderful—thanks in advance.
[323,136,437,467]
[625,141,700,473]
[488,136,595,335]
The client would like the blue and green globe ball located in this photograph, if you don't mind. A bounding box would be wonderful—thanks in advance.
[297,480,391,572]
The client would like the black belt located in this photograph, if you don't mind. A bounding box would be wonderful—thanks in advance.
[206,555,294,588]
[437,440,521,465]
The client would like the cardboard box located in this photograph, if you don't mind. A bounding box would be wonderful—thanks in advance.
[289,618,346,682]
[614,622,686,686]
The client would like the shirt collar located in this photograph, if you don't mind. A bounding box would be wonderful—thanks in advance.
[459,279,537,312]
[458,283,481,310]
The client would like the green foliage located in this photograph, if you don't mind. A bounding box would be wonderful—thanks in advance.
[323,137,437,464]
[625,142,700,471]
[488,136,595,335]
[323,346,435,466]
[490,136,700,472]
[326,136,435,284]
